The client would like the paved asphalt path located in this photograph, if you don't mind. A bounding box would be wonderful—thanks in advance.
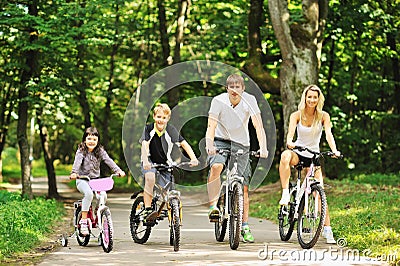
[30,177,386,266]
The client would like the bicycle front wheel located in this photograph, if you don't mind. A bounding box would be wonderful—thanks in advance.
[215,186,227,242]
[229,182,243,250]
[278,183,296,241]
[75,207,90,246]
[129,196,152,244]
[169,198,181,252]
[297,184,327,249]
[100,209,113,253]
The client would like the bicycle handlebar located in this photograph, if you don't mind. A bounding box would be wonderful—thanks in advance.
[151,161,193,171]
[292,146,343,159]
[76,173,121,181]
[216,149,260,157]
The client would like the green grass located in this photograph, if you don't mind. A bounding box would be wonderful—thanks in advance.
[0,191,64,262]
[250,173,400,265]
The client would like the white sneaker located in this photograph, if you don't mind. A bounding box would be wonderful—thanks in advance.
[79,219,90,236]
[279,191,290,205]
[323,228,336,244]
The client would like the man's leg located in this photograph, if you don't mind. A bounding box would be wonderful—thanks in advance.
[207,163,223,221]
[207,163,223,206]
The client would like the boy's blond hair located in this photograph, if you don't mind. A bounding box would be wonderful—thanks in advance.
[153,103,171,117]
[226,74,245,87]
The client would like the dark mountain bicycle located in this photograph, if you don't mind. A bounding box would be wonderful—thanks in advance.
[129,162,191,252]
[278,146,342,249]
[213,149,259,250]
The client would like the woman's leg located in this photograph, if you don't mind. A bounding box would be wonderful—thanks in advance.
[279,150,299,204]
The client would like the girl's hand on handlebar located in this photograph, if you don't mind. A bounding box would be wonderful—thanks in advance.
[70,173,78,180]
[117,170,126,177]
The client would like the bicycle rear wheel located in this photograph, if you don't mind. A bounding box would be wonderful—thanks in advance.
[278,183,296,241]
[129,195,152,244]
[75,207,90,246]
[169,198,181,252]
[297,184,327,249]
[214,186,227,242]
[229,182,243,250]
[100,209,113,253]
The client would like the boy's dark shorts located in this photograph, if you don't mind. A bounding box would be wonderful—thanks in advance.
[207,138,252,186]
[141,162,172,189]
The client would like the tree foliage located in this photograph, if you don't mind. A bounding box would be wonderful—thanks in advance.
[0,0,398,196]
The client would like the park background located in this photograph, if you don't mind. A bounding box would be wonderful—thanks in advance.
[0,0,399,264]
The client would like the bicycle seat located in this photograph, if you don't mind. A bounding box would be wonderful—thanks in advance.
[294,161,305,170]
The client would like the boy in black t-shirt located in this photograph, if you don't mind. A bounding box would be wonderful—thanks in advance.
[140,103,198,221]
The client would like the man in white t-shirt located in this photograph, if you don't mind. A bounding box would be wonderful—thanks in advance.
[205,74,269,243]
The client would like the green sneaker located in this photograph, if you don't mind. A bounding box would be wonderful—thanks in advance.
[241,225,255,243]
[208,205,220,222]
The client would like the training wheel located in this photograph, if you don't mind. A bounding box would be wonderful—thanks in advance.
[61,234,68,247]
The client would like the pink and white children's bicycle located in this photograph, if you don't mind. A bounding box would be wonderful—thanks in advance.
[61,174,118,253]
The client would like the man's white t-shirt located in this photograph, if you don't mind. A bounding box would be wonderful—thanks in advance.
[209,92,260,147]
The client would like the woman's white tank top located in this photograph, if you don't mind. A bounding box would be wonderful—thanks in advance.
[294,122,323,158]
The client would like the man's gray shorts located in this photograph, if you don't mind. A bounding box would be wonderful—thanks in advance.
[207,138,252,186]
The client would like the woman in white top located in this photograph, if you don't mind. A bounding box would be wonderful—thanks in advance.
[278,85,341,244]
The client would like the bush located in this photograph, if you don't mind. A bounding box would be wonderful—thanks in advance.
[0,191,64,261]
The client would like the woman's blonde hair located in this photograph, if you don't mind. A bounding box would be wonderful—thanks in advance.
[298,85,325,135]
[153,103,171,118]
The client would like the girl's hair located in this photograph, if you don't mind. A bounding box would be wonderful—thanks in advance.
[78,127,103,158]
[153,103,171,118]
[298,85,325,135]
[226,74,245,88]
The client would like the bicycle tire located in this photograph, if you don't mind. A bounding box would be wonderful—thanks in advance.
[100,209,113,253]
[214,187,227,242]
[297,184,327,249]
[278,183,297,241]
[229,182,243,250]
[129,196,152,244]
[170,198,181,252]
[75,207,90,246]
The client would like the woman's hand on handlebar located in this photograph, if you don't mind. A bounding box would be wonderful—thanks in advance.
[286,141,295,150]
[70,173,78,180]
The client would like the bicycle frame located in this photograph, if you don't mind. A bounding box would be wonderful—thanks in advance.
[292,161,320,220]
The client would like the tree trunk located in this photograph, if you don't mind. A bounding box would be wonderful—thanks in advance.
[268,0,328,138]
[157,0,171,67]
[18,0,42,199]
[244,0,280,95]
[37,114,60,199]
[0,84,14,183]
[74,1,91,129]
[168,0,189,108]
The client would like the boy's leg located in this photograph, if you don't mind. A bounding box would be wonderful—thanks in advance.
[143,171,155,208]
